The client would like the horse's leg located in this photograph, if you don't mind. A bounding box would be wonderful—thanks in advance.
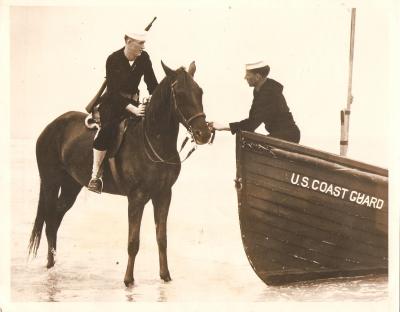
[124,191,149,286]
[45,171,82,268]
[42,182,60,268]
[152,189,172,282]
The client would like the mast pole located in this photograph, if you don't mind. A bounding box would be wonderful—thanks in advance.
[340,8,356,156]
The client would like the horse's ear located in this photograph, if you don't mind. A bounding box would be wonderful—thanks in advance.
[161,61,176,78]
[188,61,196,77]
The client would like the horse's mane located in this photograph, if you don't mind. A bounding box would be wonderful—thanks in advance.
[145,67,189,129]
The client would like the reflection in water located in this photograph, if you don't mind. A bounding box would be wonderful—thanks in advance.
[45,269,61,302]
[124,281,169,302]
[255,275,388,302]
[157,283,167,302]
[125,288,136,302]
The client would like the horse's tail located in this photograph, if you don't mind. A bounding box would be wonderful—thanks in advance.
[28,181,46,257]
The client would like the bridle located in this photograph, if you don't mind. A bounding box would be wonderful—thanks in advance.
[143,79,207,165]
[170,80,206,131]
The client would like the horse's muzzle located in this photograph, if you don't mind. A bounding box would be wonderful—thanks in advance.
[193,127,212,145]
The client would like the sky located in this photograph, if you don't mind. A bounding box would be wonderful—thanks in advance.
[1,0,399,310]
[5,0,399,168]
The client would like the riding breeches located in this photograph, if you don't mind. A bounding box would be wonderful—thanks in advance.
[93,122,119,151]
[93,93,129,151]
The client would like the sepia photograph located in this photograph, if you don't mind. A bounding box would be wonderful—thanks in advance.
[1,0,399,311]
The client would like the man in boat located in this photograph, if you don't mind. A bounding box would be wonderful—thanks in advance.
[211,60,300,143]
[87,31,158,193]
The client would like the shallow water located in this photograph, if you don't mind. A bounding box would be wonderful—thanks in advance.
[9,137,389,305]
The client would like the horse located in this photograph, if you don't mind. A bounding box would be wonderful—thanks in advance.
[28,61,212,286]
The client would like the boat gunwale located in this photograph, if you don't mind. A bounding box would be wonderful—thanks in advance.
[240,131,388,177]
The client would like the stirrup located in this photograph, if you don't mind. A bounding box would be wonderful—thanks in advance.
[87,177,103,194]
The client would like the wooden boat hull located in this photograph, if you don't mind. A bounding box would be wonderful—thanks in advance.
[236,131,388,285]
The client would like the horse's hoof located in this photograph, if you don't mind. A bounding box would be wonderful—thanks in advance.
[161,273,172,282]
[124,279,134,287]
[46,260,55,269]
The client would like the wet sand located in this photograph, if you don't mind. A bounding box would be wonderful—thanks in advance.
[9,137,388,308]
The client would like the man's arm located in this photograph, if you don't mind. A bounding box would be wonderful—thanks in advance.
[106,54,123,94]
[212,89,275,134]
[106,54,130,111]
[143,53,158,95]
[213,108,263,134]
[230,88,277,134]
[229,106,265,134]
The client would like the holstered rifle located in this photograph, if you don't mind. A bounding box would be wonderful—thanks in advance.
[85,79,107,113]
[85,17,157,114]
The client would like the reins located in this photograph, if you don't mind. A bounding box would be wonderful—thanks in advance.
[143,124,197,165]
[142,79,208,165]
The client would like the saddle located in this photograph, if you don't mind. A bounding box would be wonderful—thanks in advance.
[84,105,129,158]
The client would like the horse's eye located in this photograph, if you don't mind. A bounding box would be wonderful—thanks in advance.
[175,91,187,100]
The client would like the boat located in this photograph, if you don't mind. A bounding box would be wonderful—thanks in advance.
[235,131,388,285]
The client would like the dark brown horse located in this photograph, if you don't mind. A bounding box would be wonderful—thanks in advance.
[28,61,211,286]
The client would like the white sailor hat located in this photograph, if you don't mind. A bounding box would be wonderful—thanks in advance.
[245,60,269,70]
[125,32,147,41]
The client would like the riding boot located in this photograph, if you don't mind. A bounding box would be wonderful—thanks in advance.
[87,148,107,194]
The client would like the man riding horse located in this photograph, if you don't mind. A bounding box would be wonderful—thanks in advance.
[88,31,158,193]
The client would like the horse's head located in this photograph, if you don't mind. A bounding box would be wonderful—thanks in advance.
[161,61,211,145]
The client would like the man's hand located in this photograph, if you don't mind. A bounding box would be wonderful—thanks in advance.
[126,103,146,117]
[136,104,146,117]
[144,95,152,104]
[209,121,230,131]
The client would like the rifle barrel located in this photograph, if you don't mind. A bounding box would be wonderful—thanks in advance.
[145,17,157,31]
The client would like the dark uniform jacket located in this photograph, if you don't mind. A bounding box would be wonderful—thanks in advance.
[99,48,158,125]
[229,78,300,143]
